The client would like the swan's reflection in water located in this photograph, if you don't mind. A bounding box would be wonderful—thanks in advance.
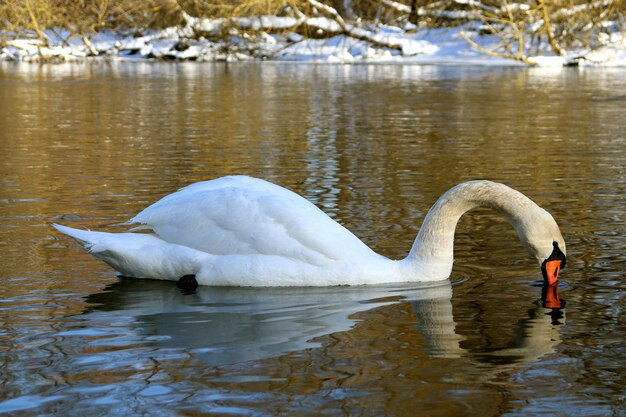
[82,278,565,366]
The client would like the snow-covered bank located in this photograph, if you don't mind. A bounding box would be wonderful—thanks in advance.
[2,16,625,66]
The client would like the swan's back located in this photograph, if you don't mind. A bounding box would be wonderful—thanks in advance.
[130,176,376,266]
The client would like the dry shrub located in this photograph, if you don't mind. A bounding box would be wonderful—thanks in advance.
[1,0,184,42]
[178,0,307,18]
[463,0,625,59]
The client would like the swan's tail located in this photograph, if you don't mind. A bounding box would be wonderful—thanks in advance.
[52,223,109,252]
[52,223,205,280]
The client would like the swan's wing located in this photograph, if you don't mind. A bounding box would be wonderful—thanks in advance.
[130,176,376,265]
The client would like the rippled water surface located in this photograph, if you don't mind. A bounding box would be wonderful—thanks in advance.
[0,62,624,416]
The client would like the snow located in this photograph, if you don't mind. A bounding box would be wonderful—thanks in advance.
[306,17,343,32]
[585,33,626,66]
[527,56,566,67]
[1,17,625,67]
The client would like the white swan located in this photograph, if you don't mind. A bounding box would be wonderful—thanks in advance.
[53,176,566,287]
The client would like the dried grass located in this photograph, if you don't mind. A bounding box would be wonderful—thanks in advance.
[0,0,184,43]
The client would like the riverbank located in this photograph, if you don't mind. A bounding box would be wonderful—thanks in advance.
[2,13,625,66]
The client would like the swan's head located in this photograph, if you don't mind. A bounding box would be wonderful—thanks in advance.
[518,208,566,286]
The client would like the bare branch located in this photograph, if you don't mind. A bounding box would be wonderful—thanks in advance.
[459,30,534,65]
[538,0,564,56]
[306,0,347,29]
[80,33,99,56]
[24,0,49,44]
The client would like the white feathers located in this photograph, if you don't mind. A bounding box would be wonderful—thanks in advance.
[52,224,208,280]
[54,177,565,286]
[130,176,376,265]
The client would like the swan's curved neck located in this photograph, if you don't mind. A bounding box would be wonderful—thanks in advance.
[403,181,539,279]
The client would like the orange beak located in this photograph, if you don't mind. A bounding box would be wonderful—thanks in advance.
[543,259,561,286]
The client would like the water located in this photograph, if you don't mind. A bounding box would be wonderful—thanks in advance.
[0,62,624,416]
